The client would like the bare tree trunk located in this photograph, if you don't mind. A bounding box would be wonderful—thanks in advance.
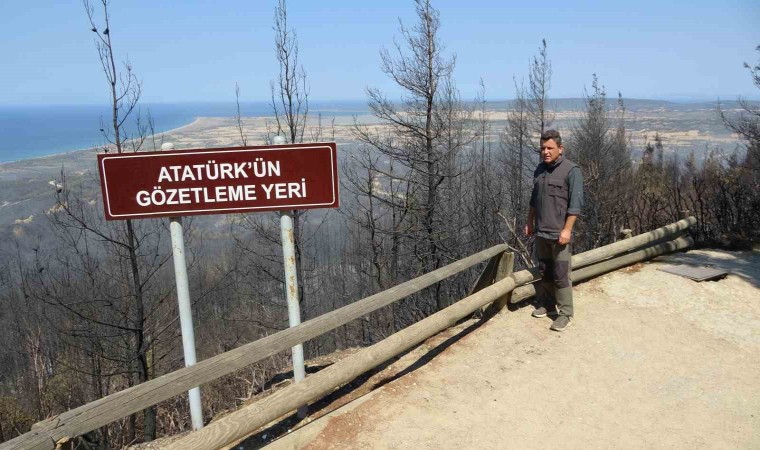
[352,0,474,318]
[528,39,554,148]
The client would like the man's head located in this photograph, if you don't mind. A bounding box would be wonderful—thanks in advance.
[540,129,563,165]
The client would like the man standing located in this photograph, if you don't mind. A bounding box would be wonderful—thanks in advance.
[525,130,583,331]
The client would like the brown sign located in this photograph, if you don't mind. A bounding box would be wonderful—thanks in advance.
[97,143,339,220]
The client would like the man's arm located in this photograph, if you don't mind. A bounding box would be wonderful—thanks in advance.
[526,172,539,236]
[559,166,583,245]
[525,207,536,236]
[558,214,577,245]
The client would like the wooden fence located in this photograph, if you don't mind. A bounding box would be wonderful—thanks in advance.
[1,217,696,450]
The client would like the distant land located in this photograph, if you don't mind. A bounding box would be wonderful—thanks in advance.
[0,98,750,163]
[0,101,370,163]
[0,97,751,255]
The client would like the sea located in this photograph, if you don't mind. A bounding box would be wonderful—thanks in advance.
[0,101,368,163]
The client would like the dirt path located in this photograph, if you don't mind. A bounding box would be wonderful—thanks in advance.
[266,249,760,449]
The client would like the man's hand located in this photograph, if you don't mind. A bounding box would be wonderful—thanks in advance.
[524,222,533,237]
[526,207,536,236]
[558,214,577,245]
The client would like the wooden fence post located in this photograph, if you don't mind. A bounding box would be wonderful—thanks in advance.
[483,252,514,315]
[467,253,501,296]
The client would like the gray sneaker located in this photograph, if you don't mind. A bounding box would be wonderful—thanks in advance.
[550,315,572,331]
[531,306,556,318]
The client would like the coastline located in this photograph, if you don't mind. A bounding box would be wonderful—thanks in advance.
[0,117,207,166]
[160,116,204,135]
[0,104,738,168]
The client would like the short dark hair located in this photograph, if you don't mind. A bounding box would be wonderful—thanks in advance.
[540,129,562,147]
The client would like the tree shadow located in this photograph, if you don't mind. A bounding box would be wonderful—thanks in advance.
[237,314,495,449]
[228,245,744,450]
[371,318,487,390]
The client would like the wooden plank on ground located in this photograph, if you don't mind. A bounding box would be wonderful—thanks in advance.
[657,265,728,282]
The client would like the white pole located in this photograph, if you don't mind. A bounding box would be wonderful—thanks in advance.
[280,210,307,418]
[162,142,204,430]
[274,134,307,418]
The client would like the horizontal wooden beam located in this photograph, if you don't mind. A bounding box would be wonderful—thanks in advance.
[572,216,695,269]
[2,244,508,450]
[165,268,538,449]
[510,235,694,304]
[4,218,697,450]
[168,232,695,449]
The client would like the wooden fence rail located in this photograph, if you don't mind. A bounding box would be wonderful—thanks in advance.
[167,264,538,449]
[166,222,696,449]
[2,217,696,450]
[571,216,695,269]
[508,235,694,305]
[2,244,510,450]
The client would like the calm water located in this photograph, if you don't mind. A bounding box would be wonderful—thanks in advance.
[0,101,367,163]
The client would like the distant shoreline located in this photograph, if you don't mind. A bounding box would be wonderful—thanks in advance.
[0,100,377,164]
[161,117,203,135]
[0,98,745,168]
[0,117,205,166]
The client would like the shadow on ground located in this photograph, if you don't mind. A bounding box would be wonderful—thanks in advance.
[232,247,758,449]
[236,311,500,449]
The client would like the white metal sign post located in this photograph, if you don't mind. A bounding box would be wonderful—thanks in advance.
[272,134,307,418]
[162,142,204,430]
[280,210,307,417]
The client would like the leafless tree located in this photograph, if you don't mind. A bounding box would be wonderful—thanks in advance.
[528,39,555,150]
[628,134,672,233]
[464,80,502,251]
[234,82,248,146]
[570,76,634,250]
[497,78,534,263]
[719,45,760,177]
[494,40,554,265]
[352,0,475,312]
[233,0,336,358]
[15,1,182,444]
[340,137,414,331]
[270,0,308,144]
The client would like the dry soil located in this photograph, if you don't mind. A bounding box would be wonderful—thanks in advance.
[265,249,760,449]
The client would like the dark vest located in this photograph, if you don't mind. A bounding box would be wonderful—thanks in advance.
[533,156,578,237]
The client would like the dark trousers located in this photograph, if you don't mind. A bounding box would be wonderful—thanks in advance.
[535,236,574,317]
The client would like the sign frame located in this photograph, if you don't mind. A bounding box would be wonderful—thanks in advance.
[97,142,339,220]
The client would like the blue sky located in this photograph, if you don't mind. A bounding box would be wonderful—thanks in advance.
[1,0,758,106]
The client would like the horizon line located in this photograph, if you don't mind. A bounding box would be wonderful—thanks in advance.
[2,96,759,109]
